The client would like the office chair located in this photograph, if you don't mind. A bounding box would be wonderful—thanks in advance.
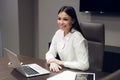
[80,22,105,71]
[100,69,120,80]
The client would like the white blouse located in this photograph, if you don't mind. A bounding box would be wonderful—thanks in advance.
[46,29,89,70]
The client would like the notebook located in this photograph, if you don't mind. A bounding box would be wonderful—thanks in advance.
[47,70,95,80]
[47,70,76,80]
[4,48,50,77]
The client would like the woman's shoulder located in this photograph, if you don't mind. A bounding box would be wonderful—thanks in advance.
[72,29,84,38]
[53,29,64,38]
[56,29,62,33]
[55,29,63,35]
[73,30,86,41]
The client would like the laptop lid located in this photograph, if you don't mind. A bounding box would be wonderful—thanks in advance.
[4,48,22,68]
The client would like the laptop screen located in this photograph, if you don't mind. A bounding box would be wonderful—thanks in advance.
[4,48,22,68]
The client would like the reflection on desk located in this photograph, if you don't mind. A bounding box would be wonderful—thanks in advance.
[0,55,109,80]
[76,72,95,80]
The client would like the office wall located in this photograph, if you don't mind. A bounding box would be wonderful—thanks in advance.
[91,15,120,47]
[0,0,35,57]
[18,0,35,57]
[0,2,2,56]
[37,0,120,59]
[0,32,2,56]
[0,0,19,54]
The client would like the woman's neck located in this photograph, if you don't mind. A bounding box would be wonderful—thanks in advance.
[64,32,68,36]
[64,29,72,36]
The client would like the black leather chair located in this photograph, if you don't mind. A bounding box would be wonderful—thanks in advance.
[80,22,105,71]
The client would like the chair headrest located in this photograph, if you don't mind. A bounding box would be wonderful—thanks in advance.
[80,22,105,43]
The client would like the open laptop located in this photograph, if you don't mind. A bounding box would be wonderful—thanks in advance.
[4,48,50,77]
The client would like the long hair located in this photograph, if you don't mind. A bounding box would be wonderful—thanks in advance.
[58,6,82,33]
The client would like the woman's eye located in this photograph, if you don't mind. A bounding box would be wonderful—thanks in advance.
[58,17,61,20]
[63,18,68,21]
[57,17,69,21]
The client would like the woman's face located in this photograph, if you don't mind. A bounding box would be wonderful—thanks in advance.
[57,12,74,34]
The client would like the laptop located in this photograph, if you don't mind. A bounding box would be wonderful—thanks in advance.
[4,48,50,77]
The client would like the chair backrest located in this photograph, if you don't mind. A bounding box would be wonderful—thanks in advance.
[80,22,105,71]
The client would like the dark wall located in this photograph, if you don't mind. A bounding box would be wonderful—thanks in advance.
[18,0,35,57]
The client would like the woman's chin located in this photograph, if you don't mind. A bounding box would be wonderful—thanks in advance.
[60,28,65,31]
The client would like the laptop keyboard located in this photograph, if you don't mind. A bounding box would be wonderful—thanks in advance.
[23,66,39,75]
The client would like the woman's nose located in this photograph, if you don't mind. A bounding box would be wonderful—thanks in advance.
[59,20,64,24]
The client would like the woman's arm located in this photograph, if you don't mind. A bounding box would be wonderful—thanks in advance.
[62,31,89,70]
[45,31,58,61]
[64,39,89,70]
[45,30,64,72]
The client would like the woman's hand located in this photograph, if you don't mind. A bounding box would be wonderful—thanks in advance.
[49,62,62,72]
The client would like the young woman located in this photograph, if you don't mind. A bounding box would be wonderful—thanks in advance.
[46,6,89,72]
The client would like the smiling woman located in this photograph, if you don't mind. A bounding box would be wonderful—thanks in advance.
[45,6,89,72]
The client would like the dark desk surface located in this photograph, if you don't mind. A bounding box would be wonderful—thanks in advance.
[0,55,109,80]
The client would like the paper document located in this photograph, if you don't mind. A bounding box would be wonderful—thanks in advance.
[47,70,76,80]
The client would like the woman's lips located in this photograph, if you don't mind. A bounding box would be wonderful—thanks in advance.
[59,25,66,29]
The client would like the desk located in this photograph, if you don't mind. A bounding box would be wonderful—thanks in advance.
[0,55,109,80]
